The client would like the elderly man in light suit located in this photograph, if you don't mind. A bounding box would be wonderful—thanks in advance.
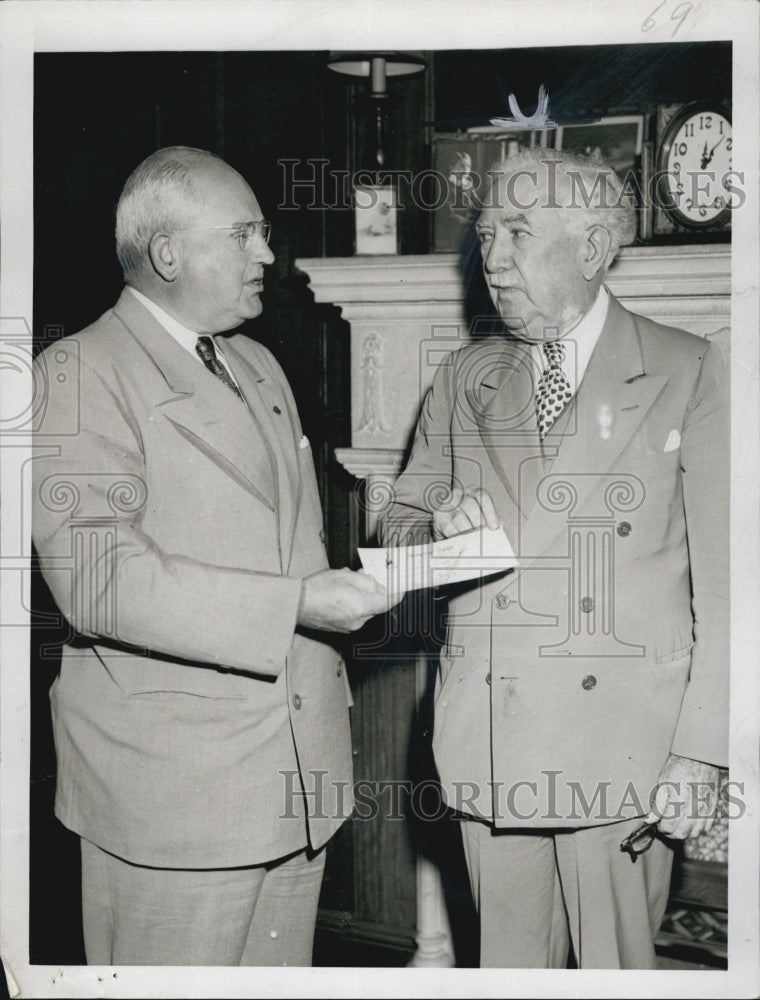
[32,146,399,967]
[379,149,728,968]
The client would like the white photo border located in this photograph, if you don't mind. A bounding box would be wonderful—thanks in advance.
[1,2,758,999]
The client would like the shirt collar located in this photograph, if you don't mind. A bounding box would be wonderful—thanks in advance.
[532,285,609,395]
[567,284,609,364]
[127,286,201,357]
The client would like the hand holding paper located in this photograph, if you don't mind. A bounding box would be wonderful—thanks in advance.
[432,485,501,540]
[359,525,518,593]
[298,568,403,633]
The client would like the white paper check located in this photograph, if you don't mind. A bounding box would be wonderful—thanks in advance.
[359,525,519,592]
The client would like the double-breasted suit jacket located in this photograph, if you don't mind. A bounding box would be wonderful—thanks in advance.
[380,292,729,827]
[32,289,354,868]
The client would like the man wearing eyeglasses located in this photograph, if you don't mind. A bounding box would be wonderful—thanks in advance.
[32,146,400,966]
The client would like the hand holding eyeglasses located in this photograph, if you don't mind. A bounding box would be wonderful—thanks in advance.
[619,820,663,862]
[620,752,722,862]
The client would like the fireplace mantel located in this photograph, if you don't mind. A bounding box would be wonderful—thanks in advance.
[299,245,730,316]
[297,245,730,487]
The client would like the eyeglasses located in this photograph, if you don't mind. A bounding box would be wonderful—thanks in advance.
[172,220,272,251]
[619,821,659,863]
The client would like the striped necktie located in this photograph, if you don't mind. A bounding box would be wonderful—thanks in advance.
[195,336,242,398]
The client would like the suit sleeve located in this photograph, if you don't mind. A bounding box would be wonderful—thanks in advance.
[670,337,730,766]
[32,351,302,678]
[377,352,457,547]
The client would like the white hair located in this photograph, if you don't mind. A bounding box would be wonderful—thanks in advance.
[115,146,222,278]
[482,147,638,270]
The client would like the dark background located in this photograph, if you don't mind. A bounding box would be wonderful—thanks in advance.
[30,43,731,968]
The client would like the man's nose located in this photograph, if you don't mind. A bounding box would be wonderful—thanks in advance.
[483,233,512,272]
[251,236,275,265]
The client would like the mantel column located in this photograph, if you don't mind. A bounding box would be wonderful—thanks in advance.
[334,446,455,969]
[298,255,466,968]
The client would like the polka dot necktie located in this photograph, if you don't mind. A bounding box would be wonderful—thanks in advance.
[535,340,572,439]
[195,336,242,398]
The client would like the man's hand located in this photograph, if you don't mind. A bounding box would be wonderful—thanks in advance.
[297,568,403,634]
[647,752,721,840]
[432,486,500,540]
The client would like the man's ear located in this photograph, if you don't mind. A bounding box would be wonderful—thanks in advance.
[581,224,612,280]
[148,232,179,282]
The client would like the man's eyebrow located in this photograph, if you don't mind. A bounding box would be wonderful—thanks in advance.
[475,213,532,229]
[501,213,531,226]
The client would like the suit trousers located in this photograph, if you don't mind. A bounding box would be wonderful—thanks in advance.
[460,816,674,969]
[80,839,326,966]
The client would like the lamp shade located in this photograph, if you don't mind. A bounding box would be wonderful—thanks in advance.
[327,51,426,79]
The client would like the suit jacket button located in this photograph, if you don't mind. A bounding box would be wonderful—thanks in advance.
[495,595,509,611]
[581,675,597,690]
[273,405,282,414]
[292,694,302,710]
[336,662,343,678]
[319,529,326,544]
[580,597,595,613]
[617,521,632,537]
[485,673,492,685]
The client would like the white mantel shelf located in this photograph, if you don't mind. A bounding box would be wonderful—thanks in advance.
[296,245,731,469]
[297,244,730,316]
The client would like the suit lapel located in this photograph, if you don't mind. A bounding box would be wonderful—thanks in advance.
[113,290,278,514]
[471,339,543,548]
[520,294,669,563]
[222,336,303,572]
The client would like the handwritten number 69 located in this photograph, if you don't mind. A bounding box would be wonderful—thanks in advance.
[642,1,693,37]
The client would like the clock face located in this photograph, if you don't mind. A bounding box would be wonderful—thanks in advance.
[658,105,732,229]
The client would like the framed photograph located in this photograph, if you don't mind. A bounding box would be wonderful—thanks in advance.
[432,130,532,252]
[354,185,397,255]
[555,115,645,179]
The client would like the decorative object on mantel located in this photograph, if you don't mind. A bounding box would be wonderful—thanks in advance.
[431,129,533,253]
[652,102,733,237]
[556,116,646,242]
[354,184,398,255]
[555,115,645,180]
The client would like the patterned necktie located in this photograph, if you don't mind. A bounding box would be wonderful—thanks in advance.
[535,340,572,439]
[195,336,242,398]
